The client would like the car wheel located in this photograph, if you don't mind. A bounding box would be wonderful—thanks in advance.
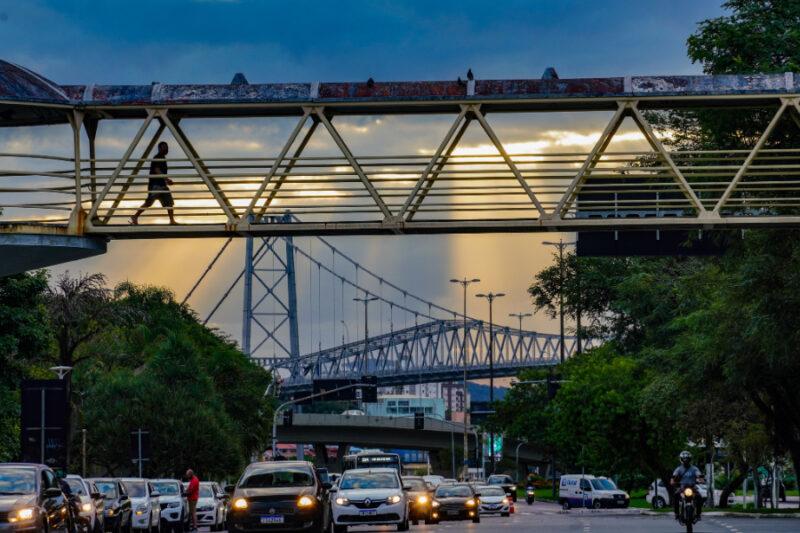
[655,496,666,509]
[592,500,602,510]
[472,515,480,524]
[411,519,418,526]
[501,512,510,517]
[396,518,409,532]
[561,500,571,510]
[332,524,347,533]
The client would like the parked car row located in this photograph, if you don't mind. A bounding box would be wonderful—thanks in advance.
[0,463,228,533]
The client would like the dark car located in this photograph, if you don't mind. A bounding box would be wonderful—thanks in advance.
[486,474,518,502]
[429,483,480,524]
[87,479,131,533]
[0,463,71,533]
[226,461,330,533]
[401,477,432,525]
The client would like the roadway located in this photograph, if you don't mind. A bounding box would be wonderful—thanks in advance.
[207,501,800,532]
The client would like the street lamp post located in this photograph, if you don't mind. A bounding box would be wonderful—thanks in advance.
[508,312,532,332]
[542,239,577,362]
[450,277,480,480]
[475,291,505,475]
[353,295,378,373]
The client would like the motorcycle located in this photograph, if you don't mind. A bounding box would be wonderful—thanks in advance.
[525,486,535,505]
[676,486,699,533]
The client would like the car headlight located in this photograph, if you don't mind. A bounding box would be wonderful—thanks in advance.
[297,496,314,508]
[106,509,115,517]
[431,500,440,508]
[11,508,35,522]
[510,485,517,491]
[233,498,248,510]
[465,499,476,507]
[416,495,429,504]
[334,497,349,506]
[502,497,509,505]
[684,488,693,497]
[82,502,93,513]
[388,494,402,504]
[168,502,181,508]
[197,506,213,512]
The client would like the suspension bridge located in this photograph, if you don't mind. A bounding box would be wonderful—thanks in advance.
[181,213,590,392]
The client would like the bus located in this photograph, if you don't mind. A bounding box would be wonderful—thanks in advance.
[342,449,402,474]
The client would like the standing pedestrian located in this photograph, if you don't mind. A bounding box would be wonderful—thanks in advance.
[131,141,177,225]
[185,469,199,532]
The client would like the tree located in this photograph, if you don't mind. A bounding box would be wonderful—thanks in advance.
[0,271,53,462]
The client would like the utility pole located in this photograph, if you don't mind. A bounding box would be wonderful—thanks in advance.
[450,277,480,480]
[543,239,577,362]
[353,295,378,373]
[475,291,505,475]
[82,429,87,477]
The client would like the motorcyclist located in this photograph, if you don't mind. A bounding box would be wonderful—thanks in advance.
[671,451,705,520]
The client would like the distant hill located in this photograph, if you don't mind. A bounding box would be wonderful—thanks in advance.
[468,382,507,402]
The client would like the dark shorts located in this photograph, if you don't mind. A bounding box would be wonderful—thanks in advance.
[143,187,174,207]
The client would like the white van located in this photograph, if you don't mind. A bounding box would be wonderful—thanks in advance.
[558,474,630,509]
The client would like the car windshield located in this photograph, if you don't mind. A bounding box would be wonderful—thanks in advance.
[152,482,179,495]
[435,485,472,498]
[479,487,506,496]
[123,481,147,498]
[199,485,214,498]
[340,472,399,490]
[241,467,314,488]
[591,479,617,490]
[0,469,36,494]
[64,479,87,495]
[487,475,511,484]
[94,481,117,498]
[403,479,427,491]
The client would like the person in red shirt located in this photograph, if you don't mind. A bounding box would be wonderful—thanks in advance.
[185,469,200,532]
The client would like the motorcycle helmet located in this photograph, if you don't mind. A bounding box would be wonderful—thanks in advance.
[679,450,692,466]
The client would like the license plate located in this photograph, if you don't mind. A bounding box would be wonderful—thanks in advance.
[358,509,376,516]
[260,515,284,524]
[446,510,460,516]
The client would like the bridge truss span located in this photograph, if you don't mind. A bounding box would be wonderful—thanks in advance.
[258,319,590,394]
[6,60,800,236]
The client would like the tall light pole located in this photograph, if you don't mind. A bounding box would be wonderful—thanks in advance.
[353,295,378,373]
[450,277,480,480]
[542,239,577,362]
[508,312,532,331]
[475,291,505,475]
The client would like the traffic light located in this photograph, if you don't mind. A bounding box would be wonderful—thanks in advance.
[414,412,424,430]
[283,409,293,427]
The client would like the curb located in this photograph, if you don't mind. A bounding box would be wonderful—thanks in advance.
[638,509,800,519]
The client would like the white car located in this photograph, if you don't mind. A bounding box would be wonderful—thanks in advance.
[121,479,161,532]
[475,485,510,516]
[195,482,225,531]
[422,475,444,487]
[646,479,735,508]
[64,475,104,533]
[149,480,187,533]
[330,468,410,532]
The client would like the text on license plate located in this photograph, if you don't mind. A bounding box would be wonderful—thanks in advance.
[260,515,284,524]
[446,510,460,516]
[358,509,376,516]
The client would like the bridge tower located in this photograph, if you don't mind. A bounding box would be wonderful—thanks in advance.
[242,214,300,363]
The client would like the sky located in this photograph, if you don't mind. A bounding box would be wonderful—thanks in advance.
[0,0,727,357]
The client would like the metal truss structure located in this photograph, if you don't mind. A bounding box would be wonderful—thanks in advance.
[6,60,800,236]
[257,319,590,394]
[242,216,300,360]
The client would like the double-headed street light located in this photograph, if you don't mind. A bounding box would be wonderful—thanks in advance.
[542,239,578,362]
[508,312,532,331]
[450,277,480,481]
[475,291,505,475]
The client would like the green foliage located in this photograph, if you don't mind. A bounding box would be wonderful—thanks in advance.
[73,281,273,478]
[0,271,53,462]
